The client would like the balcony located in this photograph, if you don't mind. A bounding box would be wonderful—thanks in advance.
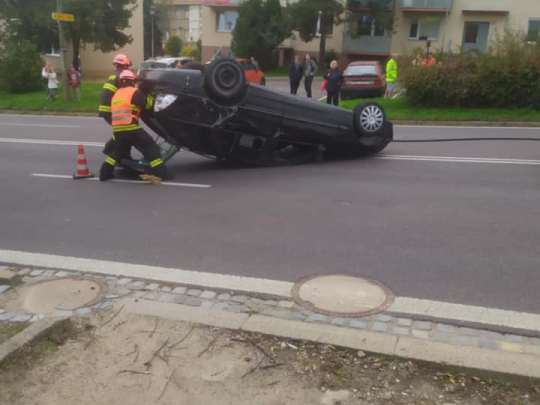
[202,0,244,7]
[401,0,452,12]
[342,34,391,55]
[347,0,395,10]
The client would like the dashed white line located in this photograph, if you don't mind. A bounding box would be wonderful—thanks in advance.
[31,173,211,188]
[374,154,540,165]
[0,122,80,128]
[3,137,540,166]
[0,137,102,147]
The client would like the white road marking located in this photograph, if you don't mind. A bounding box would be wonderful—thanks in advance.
[31,173,211,188]
[3,137,540,166]
[317,96,327,102]
[0,250,291,297]
[0,122,80,128]
[395,125,540,130]
[374,154,540,165]
[0,249,538,332]
[0,137,102,147]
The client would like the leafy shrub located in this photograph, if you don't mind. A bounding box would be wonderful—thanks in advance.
[401,31,540,109]
[324,49,339,69]
[0,40,44,93]
[165,35,183,57]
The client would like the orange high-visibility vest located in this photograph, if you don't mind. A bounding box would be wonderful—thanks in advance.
[111,87,140,127]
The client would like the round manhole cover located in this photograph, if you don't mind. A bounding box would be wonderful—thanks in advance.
[18,278,105,315]
[291,274,394,317]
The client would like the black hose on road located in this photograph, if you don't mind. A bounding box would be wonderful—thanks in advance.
[392,137,540,143]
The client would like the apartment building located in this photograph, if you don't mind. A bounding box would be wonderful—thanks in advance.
[155,0,203,45]
[200,0,540,67]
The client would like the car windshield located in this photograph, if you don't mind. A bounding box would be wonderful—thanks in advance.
[141,62,167,70]
[345,65,378,76]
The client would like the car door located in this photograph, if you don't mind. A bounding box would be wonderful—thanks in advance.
[240,61,260,84]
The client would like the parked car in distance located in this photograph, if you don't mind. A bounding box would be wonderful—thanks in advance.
[341,61,386,100]
[205,58,266,86]
[237,58,265,86]
[137,57,193,75]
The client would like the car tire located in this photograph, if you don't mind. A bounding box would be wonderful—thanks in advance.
[353,101,391,152]
[353,101,386,137]
[203,58,247,106]
[260,77,266,86]
[182,62,205,72]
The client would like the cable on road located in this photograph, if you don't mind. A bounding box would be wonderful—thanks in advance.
[392,137,540,143]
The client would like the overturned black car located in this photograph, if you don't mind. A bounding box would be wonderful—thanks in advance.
[131,58,393,169]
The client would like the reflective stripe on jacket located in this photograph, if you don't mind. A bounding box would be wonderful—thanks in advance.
[98,71,121,116]
[386,59,397,82]
[111,87,141,132]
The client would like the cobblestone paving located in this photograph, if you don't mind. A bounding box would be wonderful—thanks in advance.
[1,266,539,358]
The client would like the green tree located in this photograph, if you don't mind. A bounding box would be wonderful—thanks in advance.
[165,35,183,56]
[63,0,137,68]
[0,40,44,93]
[288,0,344,68]
[0,0,137,69]
[231,0,291,70]
[0,0,58,54]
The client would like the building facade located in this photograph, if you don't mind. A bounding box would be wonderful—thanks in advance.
[200,0,540,68]
[155,0,203,45]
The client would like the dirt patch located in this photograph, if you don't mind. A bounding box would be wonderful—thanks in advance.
[0,312,538,405]
[0,319,79,374]
[0,321,29,345]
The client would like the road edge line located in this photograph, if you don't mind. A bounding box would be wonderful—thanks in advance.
[0,249,293,298]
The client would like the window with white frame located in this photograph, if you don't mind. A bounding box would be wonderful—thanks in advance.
[216,10,238,32]
[409,17,441,40]
[356,15,385,37]
[316,14,334,36]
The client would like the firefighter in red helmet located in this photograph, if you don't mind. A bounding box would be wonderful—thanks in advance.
[99,70,167,182]
[99,54,133,155]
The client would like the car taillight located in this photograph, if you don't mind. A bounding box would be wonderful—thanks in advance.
[154,93,178,112]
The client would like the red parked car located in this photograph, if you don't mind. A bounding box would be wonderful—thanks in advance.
[341,61,386,100]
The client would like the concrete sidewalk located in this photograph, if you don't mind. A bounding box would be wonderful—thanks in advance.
[1,263,539,381]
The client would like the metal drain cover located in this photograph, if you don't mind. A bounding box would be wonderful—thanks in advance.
[18,277,105,315]
[291,274,394,317]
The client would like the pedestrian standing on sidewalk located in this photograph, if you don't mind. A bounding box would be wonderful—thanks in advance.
[68,65,82,102]
[288,55,303,95]
[303,53,318,98]
[385,53,398,99]
[43,66,59,100]
[324,60,343,106]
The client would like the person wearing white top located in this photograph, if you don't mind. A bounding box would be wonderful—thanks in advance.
[42,66,59,100]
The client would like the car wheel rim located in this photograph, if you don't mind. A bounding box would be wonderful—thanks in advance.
[215,65,237,90]
[359,105,383,133]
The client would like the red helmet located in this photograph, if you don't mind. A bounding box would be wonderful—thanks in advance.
[119,70,137,82]
[113,53,132,67]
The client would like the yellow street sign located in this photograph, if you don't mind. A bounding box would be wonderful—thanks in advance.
[52,12,74,22]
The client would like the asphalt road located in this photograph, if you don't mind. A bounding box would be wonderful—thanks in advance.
[0,114,539,314]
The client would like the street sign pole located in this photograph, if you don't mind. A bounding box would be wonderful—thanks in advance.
[56,0,71,102]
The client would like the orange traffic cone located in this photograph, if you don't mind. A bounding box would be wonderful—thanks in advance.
[73,144,95,179]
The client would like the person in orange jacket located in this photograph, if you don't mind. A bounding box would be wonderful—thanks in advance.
[99,70,167,182]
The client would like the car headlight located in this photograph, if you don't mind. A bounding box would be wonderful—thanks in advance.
[154,93,178,112]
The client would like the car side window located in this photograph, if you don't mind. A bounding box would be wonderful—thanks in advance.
[241,61,255,71]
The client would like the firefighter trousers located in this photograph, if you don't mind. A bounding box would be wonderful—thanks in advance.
[100,128,167,181]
